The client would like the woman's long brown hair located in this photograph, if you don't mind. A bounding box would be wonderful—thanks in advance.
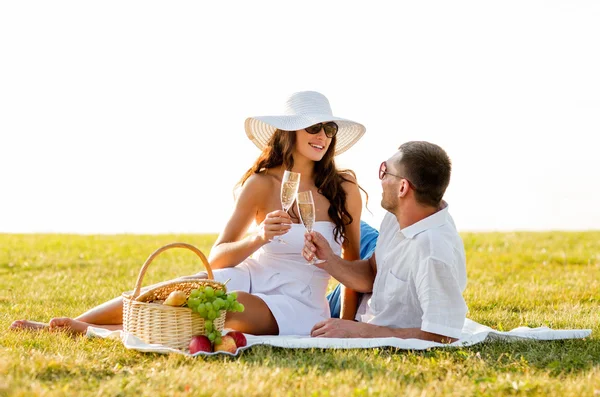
[238,129,364,244]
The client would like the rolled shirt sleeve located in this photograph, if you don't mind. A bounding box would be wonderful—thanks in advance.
[416,257,467,339]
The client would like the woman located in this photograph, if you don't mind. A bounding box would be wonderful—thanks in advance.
[11,91,365,336]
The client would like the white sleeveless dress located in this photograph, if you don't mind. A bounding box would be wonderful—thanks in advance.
[209,222,342,336]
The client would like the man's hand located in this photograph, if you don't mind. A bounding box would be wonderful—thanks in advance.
[311,318,367,338]
[311,319,459,342]
[302,231,336,267]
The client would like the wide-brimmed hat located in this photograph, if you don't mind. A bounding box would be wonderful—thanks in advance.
[244,91,366,156]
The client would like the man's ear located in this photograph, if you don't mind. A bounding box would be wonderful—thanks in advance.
[397,180,408,198]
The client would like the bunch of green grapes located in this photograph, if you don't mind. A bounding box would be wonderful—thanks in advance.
[186,286,245,345]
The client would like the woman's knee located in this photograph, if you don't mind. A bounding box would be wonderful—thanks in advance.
[226,292,278,335]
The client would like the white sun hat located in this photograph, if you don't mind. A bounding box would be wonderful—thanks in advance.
[244,91,366,156]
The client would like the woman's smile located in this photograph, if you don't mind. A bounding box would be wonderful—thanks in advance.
[309,142,325,152]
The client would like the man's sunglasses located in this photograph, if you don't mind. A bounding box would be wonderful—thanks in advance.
[379,161,419,190]
[305,122,338,138]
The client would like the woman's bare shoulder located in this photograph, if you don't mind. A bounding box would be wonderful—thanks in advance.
[238,170,277,195]
[339,170,359,191]
[339,170,362,209]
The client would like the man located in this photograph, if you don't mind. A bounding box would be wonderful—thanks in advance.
[304,141,467,343]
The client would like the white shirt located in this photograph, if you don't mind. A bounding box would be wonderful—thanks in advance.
[356,203,468,339]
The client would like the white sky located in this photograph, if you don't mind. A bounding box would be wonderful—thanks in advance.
[1,1,599,234]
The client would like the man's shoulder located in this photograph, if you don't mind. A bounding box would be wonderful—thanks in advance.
[412,223,464,262]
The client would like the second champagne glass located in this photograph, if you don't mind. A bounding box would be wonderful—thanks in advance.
[297,191,315,233]
[297,191,318,265]
[276,170,300,243]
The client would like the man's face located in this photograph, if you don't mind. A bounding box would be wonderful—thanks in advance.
[380,152,403,212]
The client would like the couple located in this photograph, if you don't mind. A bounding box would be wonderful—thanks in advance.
[11,91,467,343]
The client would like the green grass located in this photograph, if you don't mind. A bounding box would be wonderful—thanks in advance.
[1,232,599,396]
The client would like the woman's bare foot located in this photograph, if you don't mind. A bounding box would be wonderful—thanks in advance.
[10,320,49,331]
[48,317,91,335]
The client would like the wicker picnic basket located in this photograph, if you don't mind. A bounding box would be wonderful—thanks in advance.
[122,242,227,350]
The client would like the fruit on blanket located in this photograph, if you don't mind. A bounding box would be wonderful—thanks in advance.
[226,331,247,348]
[163,290,187,306]
[189,335,212,354]
[214,335,237,353]
[186,287,245,352]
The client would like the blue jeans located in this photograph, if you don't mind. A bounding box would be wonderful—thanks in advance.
[327,220,379,318]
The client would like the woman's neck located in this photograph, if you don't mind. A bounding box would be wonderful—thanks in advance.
[288,156,315,180]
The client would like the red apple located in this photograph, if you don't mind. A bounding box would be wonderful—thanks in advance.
[213,335,237,353]
[226,331,247,348]
[189,335,212,354]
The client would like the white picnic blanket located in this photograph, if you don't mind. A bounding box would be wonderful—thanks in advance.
[87,319,591,357]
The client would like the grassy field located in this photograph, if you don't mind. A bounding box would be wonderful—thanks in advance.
[1,232,599,396]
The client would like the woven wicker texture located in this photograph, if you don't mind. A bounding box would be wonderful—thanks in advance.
[122,243,227,350]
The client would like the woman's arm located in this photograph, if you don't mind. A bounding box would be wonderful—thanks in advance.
[339,175,363,320]
[208,174,291,269]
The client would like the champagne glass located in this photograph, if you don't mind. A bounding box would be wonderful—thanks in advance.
[276,170,300,243]
[297,191,318,265]
[297,191,315,233]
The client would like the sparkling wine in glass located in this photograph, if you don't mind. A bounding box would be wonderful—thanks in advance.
[297,191,318,265]
[297,191,315,233]
[276,170,300,243]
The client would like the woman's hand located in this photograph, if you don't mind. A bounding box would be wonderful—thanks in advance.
[256,210,292,244]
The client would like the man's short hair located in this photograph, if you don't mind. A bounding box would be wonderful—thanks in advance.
[395,141,451,208]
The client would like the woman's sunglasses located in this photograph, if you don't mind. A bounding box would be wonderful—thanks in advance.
[305,122,338,138]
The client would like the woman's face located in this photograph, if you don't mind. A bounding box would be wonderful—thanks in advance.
[294,124,333,162]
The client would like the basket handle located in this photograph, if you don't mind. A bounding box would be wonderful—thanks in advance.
[131,242,214,299]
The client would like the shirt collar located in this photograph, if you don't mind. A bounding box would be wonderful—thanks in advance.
[400,201,450,239]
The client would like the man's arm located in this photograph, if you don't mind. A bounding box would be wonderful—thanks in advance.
[324,254,377,293]
[303,232,376,293]
[416,257,467,339]
[311,319,457,343]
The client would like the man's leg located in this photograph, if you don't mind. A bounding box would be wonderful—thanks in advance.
[327,284,342,318]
